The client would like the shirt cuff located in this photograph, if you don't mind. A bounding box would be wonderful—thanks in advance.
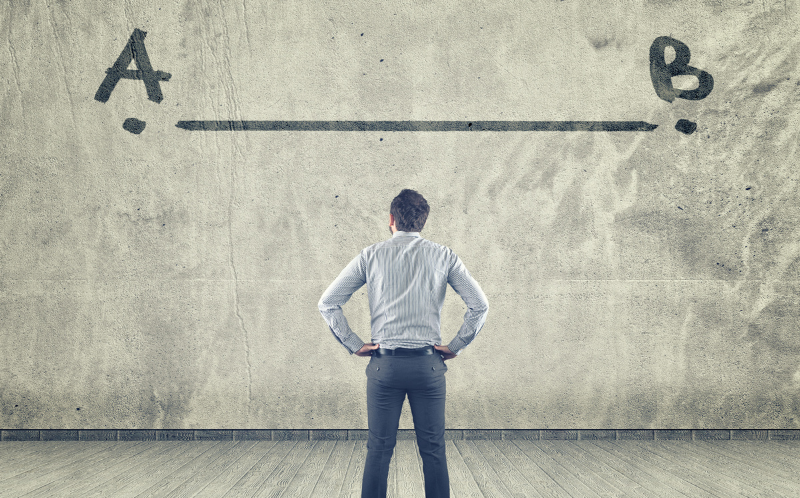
[343,334,367,355]
[447,336,468,356]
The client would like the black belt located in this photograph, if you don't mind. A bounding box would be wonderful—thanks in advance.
[374,346,435,357]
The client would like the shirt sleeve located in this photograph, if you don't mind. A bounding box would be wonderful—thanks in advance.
[318,251,368,354]
[445,252,489,355]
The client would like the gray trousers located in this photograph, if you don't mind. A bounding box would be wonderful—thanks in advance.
[361,351,450,498]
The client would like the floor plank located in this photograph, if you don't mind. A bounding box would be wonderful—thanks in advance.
[174,441,268,498]
[769,441,800,466]
[705,441,800,480]
[339,440,367,498]
[0,442,118,496]
[575,440,682,498]
[629,441,757,497]
[31,442,153,498]
[137,441,232,498]
[222,440,290,498]
[774,441,800,456]
[453,439,514,497]
[615,440,757,497]
[310,440,356,497]
[0,441,77,476]
[514,440,604,498]
[118,442,217,498]
[552,441,650,498]
[538,440,631,498]
[1,442,104,477]
[591,441,711,497]
[393,438,424,498]
[0,441,96,482]
[254,441,315,497]
[89,441,211,498]
[163,441,261,498]
[2,439,799,497]
[281,441,335,497]
[169,442,265,496]
[45,442,165,497]
[493,440,566,498]
[473,441,547,498]
[386,438,397,498]
[442,440,484,498]
[677,442,800,495]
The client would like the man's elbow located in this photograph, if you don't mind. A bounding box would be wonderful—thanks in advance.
[317,293,332,310]
[318,298,340,315]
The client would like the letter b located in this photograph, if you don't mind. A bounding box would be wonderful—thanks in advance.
[649,36,713,103]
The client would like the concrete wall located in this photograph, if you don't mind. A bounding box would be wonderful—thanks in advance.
[1,0,798,430]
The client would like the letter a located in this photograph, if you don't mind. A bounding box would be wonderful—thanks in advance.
[95,29,172,103]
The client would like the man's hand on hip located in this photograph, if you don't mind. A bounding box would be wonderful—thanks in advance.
[434,345,456,360]
[355,343,380,357]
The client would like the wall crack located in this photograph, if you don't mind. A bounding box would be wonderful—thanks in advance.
[228,167,253,418]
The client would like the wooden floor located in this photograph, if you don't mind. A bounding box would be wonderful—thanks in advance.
[1,440,799,497]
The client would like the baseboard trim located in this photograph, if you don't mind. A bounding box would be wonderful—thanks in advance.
[1,429,798,441]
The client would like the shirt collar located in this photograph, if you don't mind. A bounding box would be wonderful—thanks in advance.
[392,231,421,238]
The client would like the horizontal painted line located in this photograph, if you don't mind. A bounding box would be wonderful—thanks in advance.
[175,120,658,132]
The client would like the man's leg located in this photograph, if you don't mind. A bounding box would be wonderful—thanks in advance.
[362,358,405,498]
[407,355,449,498]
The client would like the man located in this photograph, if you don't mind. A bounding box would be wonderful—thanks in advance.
[318,189,489,498]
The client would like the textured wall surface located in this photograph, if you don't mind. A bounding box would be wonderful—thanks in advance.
[1,0,799,430]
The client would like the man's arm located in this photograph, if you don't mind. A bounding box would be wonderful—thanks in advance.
[445,252,489,355]
[318,252,369,354]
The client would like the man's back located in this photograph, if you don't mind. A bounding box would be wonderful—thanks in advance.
[319,231,488,356]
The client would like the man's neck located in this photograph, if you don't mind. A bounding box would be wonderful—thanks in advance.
[392,230,420,238]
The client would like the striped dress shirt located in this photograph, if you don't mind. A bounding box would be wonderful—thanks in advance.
[318,231,489,355]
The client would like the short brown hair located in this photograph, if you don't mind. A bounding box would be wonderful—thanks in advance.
[390,189,429,232]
